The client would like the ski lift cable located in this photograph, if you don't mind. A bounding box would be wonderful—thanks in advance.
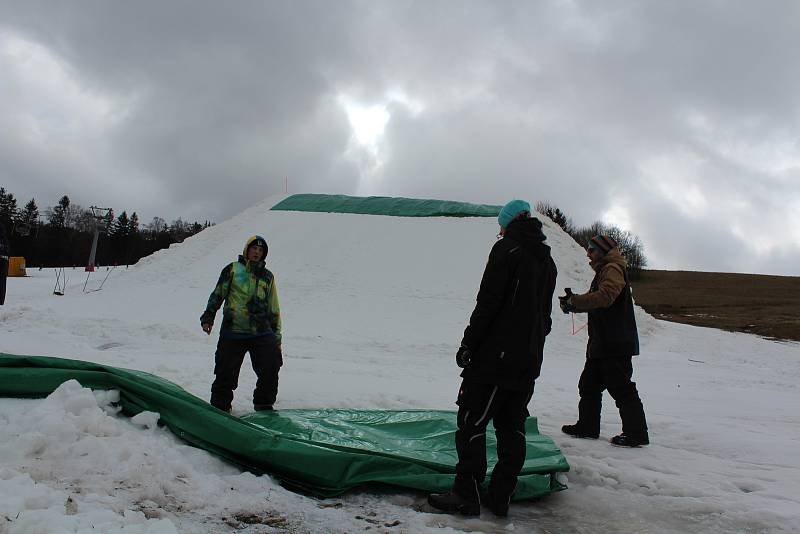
[83,265,116,293]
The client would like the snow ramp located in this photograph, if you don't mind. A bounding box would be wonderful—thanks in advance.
[0,353,569,499]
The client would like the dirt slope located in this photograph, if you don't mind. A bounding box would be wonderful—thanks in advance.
[631,270,800,342]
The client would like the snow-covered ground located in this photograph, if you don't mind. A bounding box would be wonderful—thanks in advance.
[1,195,798,533]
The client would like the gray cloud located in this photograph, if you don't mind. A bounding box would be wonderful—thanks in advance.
[1,0,798,274]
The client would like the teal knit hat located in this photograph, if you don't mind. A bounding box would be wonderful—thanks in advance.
[498,199,531,228]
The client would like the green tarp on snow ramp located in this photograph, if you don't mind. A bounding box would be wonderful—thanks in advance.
[0,354,569,499]
[271,194,503,218]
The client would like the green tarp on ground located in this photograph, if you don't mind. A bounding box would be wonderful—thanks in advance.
[271,194,503,218]
[0,353,569,499]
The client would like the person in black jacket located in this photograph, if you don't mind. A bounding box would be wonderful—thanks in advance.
[0,220,8,306]
[428,199,557,517]
[559,235,649,447]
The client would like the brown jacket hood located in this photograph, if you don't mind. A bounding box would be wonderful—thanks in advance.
[590,247,627,273]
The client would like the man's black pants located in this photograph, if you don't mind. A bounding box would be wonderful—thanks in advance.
[210,335,282,411]
[0,257,7,305]
[453,380,535,504]
[577,356,647,437]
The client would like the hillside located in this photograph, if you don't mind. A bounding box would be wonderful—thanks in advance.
[632,270,800,342]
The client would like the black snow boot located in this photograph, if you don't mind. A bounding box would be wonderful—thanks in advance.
[561,424,599,439]
[428,491,480,516]
[254,404,274,411]
[610,433,649,447]
[428,475,481,516]
[480,488,510,517]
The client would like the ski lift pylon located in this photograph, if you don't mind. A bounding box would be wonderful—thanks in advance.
[86,206,111,273]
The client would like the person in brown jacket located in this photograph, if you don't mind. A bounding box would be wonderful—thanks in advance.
[0,220,8,306]
[559,235,649,447]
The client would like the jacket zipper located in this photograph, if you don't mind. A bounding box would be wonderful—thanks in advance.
[511,279,520,305]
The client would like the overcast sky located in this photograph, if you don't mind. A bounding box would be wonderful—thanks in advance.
[1,1,798,275]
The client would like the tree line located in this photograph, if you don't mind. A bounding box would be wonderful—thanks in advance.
[535,201,648,279]
[0,188,212,268]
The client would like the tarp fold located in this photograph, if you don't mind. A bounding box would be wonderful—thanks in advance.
[0,354,568,499]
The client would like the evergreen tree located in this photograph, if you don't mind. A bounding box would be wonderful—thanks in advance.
[112,211,130,238]
[104,208,115,234]
[47,195,71,228]
[20,199,39,226]
[0,188,18,226]
[0,187,212,267]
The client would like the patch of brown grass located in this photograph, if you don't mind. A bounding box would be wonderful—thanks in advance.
[631,270,800,342]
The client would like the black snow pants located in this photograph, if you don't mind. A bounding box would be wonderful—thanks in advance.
[453,379,535,505]
[0,257,7,305]
[210,335,282,412]
[577,356,648,438]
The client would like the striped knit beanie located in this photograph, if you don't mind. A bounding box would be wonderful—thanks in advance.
[588,235,617,255]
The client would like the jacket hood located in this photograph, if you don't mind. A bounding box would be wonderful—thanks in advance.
[590,247,627,272]
[242,235,269,261]
[504,217,551,259]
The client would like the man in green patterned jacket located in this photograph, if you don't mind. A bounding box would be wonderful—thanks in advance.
[201,235,282,412]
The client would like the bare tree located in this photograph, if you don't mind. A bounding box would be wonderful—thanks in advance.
[64,202,87,230]
[145,216,167,235]
[573,221,647,278]
[535,201,574,234]
[72,208,98,233]
[534,199,648,278]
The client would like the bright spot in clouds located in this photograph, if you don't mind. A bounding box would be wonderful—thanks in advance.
[601,204,632,231]
[340,98,390,148]
[339,90,423,149]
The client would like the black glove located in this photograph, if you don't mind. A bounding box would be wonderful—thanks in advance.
[558,288,574,314]
[200,310,215,326]
[455,344,472,368]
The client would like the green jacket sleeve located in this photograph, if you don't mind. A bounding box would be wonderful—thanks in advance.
[201,264,232,325]
[269,276,282,343]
